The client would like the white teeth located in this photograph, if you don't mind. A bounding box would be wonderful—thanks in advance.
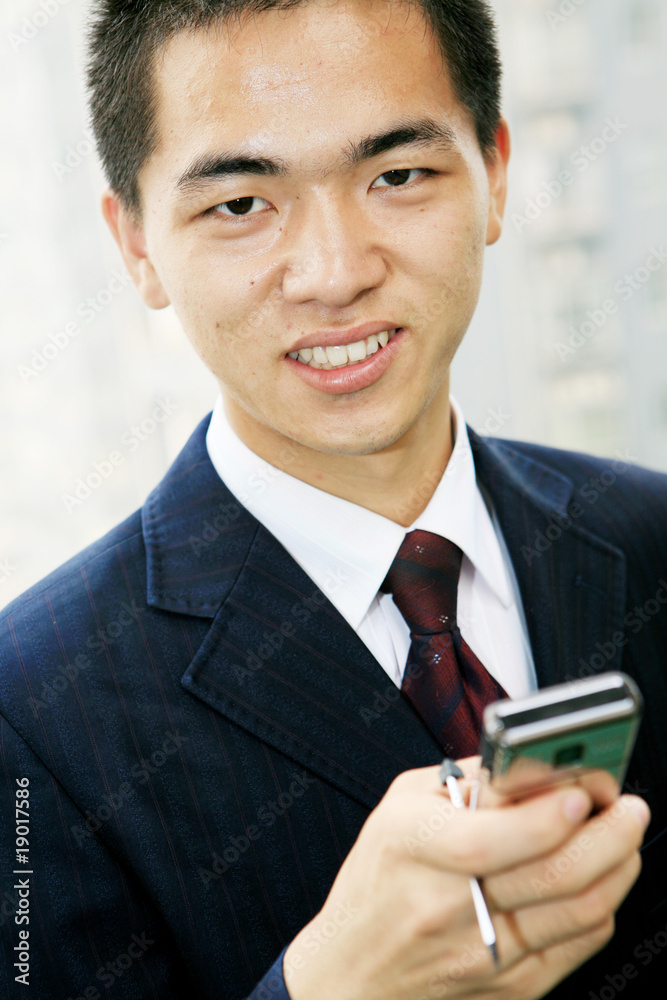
[326,345,349,367]
[346,339,367,363]
[289,329,399,370]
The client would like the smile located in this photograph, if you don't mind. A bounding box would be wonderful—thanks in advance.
[287,329,399,369]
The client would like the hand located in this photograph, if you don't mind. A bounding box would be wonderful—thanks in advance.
[283,762,649,1000]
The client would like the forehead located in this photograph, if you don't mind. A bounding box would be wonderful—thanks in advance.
[148,0,469,181]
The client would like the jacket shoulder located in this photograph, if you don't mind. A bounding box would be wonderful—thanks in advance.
[475,433,667,551]
[490,436,666,486]
[489,436,667,498]
[0,507,145,629]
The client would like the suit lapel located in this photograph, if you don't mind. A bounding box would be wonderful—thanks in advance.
[468,428,627,689]
[180,525,446,809]
[142,414,627,811]
[142,415,443,811]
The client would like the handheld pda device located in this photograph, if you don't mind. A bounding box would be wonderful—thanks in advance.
[480,672,643,796]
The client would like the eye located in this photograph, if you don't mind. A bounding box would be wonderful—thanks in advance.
[371,167,436,188]
[208,196,271,217]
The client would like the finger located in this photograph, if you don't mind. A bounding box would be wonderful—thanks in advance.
[454,755,482,780]
[416,888,618,995]
[492,853,640,968]
[485,795,650,910]
[575,768,622,810]
[486,918,616,998]
[394,760,595,812]
[408,784,595,877]
[475,765,622,812]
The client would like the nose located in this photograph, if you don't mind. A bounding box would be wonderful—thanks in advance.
[281,192,388,308]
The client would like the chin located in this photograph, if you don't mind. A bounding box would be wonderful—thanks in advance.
[295,417,416,458]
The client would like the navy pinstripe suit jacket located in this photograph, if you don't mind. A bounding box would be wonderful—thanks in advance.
[1,412,666,999]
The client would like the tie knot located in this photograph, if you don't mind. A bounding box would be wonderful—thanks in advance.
[381,529,463,635]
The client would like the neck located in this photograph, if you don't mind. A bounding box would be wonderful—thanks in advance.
[222,384,454,527]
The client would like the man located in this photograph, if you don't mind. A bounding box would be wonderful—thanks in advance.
[1,1,665,998]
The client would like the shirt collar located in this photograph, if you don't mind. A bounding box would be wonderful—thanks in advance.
[205,395,512,630]
[413,399,513,609]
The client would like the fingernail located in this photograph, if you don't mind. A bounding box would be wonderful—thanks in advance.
[563,790,590,822]
[626,797,651,829]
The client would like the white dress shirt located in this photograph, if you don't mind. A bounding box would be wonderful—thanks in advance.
[205,394,537,698]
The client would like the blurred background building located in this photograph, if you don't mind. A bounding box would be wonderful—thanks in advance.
[1,0,666,607]
[457,0,667,461]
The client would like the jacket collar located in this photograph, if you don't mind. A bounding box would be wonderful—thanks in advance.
[142,414,261,618]
[467,427,626,692]
[142,414,626,810]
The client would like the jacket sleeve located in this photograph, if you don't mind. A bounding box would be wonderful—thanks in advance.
[0,712,190,998]
[1,711,297,1000]
[245,945,292,1000]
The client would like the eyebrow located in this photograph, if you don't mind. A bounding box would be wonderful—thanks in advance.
[174,116,457,198]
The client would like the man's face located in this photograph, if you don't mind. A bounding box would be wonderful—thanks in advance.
[123,0,507,458]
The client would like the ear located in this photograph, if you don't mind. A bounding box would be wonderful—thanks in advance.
[101,188,171,309]
[485,118,511,247]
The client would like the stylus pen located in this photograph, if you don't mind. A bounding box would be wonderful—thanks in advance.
[440,758,500,967]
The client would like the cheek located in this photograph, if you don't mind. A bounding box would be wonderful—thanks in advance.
[437,208,487,309]
[179,309,259,378]
[434,166,490,253]
[150,235,264,360]
[402,188,487,284]
[438,195,488,261]
[404,220,486,330]
[172,277,285,388]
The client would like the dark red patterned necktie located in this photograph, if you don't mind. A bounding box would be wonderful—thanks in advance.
[381,529,507,758]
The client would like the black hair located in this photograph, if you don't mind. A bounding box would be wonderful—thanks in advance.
[85,0,502,221]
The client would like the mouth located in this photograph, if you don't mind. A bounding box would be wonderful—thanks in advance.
[287,329,400,370]
[285,327,406,395]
